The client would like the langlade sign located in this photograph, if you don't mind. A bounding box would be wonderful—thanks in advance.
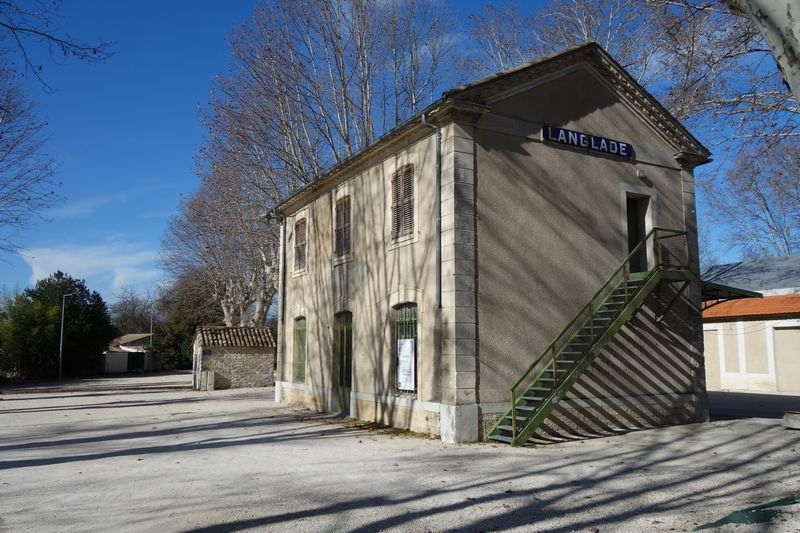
[543,124,634,159]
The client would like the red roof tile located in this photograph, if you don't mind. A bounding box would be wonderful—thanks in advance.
[196,327,275,348]
[703,294,800,319]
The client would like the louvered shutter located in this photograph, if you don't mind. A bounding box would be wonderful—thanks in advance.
[294,219,306,270]
[335,196,351,257]
[391,165,414,238]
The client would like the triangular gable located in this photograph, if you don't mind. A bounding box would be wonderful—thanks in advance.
[445,42,709,159]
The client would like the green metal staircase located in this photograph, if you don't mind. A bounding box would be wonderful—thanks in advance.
[488,228,694,446]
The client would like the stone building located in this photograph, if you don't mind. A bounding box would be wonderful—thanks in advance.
[193,327,275,390]
[274,43,713,444]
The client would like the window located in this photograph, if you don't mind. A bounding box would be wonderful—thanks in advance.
[392,303,417,392]
[293,317,307,383]
[294,218,307,271]
[334,196,351,257]
[391,164,414,239]
[334,311,353,389]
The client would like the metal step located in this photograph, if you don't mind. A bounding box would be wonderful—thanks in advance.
[556,359,576,364]
[521,395,545,401]
[489,434,513,443]
[529,386,550,392]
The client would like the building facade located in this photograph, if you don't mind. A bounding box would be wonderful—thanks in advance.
[702,254,800,393]
[104,333,153,374]
[275,44,711,443]
[193,327,275,390]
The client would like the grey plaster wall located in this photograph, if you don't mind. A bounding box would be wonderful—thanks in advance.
[473,65,706,433]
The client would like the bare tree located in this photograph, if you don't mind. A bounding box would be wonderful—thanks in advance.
[167,0,455,321]
[0,0,112,89]
[724,1,799,103]
[161,166,279,328]
[469,1,798,144]
[111,287,153,334]
[466,0,663,85]
[701,140,800,257]
[0,64,55,251]
[208,0,454,191]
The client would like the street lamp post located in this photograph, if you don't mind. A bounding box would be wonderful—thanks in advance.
[58,291,79,381]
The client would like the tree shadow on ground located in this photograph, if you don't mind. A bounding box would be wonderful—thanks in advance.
[181,421,800,533]
[0,411,364,470]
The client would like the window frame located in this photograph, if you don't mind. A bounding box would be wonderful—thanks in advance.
[293,316,307,383]
[391,302,418,394]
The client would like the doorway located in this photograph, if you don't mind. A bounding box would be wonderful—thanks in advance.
[626,194,650,272]
[334,311,353,413]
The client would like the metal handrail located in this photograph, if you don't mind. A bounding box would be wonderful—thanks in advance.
[509,227,688,439]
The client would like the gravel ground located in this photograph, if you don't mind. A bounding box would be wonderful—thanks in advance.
[1,373,799,533]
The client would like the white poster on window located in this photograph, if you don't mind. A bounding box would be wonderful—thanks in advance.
[397,338,416,391]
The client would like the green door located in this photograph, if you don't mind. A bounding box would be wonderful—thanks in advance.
[127,352,145,372]
[334,312,352,414]
[626,195,649,272]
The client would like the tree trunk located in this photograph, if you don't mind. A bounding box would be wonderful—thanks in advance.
[726,0,800,101]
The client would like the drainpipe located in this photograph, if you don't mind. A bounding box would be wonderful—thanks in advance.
[278,213,287,385]
[420,112,442,309]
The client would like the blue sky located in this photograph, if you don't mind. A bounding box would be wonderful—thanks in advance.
[0,0,736,302]
[0,0,494,302]
[0,1,260,300]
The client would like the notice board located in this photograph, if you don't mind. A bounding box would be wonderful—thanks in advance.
[397,338,415,391]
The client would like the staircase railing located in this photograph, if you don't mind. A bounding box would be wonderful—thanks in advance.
[505,227,690,442]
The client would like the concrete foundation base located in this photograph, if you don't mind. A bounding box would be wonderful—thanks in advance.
[440,403,479,443]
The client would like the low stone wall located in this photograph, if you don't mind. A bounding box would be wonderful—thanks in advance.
[200,347,275,389]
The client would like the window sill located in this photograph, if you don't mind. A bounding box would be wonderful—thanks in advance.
[387,233,417,251]
[291,268,308,279]
[332,253,353,267]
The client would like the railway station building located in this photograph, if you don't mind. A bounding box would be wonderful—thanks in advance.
[274,43,718,445]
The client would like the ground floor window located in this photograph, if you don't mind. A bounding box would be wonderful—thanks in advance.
[334,311,353,389]
[392,303,417,392]
[293,317,307,383]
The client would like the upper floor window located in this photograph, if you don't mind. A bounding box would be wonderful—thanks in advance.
[334,196,351,257]
[391,164,414,239]
[294,218,307,271]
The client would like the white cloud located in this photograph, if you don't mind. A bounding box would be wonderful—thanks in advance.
[19,242,161,296]
[46,194,121,220]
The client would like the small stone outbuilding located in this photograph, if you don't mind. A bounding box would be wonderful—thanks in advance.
[192,327,275,390]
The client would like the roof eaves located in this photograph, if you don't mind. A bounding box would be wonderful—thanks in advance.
[276,97,450,215]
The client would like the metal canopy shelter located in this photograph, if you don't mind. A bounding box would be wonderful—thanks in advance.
[701,280,763,303]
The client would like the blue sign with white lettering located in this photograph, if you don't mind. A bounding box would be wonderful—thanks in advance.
[543,125,634,159]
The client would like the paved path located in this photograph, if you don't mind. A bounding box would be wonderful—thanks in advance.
[1,374,799,532]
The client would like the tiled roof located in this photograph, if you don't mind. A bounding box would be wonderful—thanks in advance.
[112,333,152,345]
[196,327,275,348]
[702,254,800,292]
[703,294,800,320]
